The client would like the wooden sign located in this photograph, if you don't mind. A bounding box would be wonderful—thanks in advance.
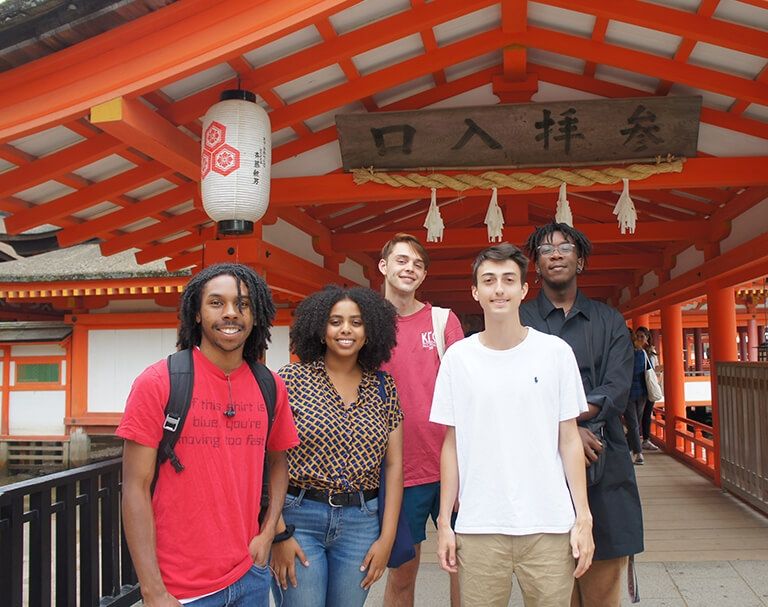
[336,96,701,170]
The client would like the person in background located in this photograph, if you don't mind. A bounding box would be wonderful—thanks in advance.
[634,326,660,452]
[270,285,403,607]
[626,328,647,465]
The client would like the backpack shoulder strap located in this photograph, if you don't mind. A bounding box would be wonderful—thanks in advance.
[374,369,387,402]
[430,306,451,360]
[249,361,277,437]
[152,349,194,492]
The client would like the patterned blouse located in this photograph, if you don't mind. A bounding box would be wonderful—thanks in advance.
[278,360,403,492]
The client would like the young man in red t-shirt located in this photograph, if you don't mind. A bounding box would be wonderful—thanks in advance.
[379,234,464,607]
[118,264,299,606]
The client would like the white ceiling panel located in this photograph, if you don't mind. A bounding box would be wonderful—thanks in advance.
[272,127,299,148]
[433,5,500,47]
[0,159,15,173]
[372,75,435,107]
[273,64,347,105]
[72,201,119,220]
[714,0,768,30]
[125,179,176,200]
[641,0,701,12]
[166,201,196,216]
[604,21,682,59]
[160,63,237,101]
[242,25,323,68]
[595,65,658,93]
[271,141,342,178]
[328,0,411,35]
[72,154,137,182]
[528,49,585,75]
[743,104,768,123]
[122,217,158,233]
[533,81,605,103]
[528,2,595,37]
[688,42,767,80]
[352,34,424,76]
[9,126,84,158]
[697,123,768,157]
[427,84,497,109]
[306,101,365,133]
[444,51,501,83]
[668,83,735,112]
[15,180,75,204]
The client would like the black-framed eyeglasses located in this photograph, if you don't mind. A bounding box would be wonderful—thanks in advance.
[537,243,577,256]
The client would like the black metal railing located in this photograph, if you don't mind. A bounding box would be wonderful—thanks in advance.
[0,458,140,607]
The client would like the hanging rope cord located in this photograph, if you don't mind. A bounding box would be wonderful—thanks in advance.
[351,158,683,192]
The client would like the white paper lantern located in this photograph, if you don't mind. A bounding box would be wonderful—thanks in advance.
[201,90,271,235]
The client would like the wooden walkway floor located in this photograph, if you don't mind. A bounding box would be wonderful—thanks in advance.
[365,449,768,606]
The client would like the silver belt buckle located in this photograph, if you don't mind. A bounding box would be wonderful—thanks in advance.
[328,493,342,507]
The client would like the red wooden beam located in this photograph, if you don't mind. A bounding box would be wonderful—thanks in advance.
[270,157,768,207]
[0,134,122,198]
[100,208,209,256]
[0,0,361,140]
[5,162,169,234]
[523,26,768,106]
[91,97,199,179]
[56,183,198,247]
[538,0,768,58]
[331,221,711,252]
[163,0,496,125]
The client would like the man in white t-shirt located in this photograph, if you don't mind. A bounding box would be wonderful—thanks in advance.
[430,243,594,607]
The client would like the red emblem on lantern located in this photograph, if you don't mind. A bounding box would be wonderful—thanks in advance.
[201,122,240,178]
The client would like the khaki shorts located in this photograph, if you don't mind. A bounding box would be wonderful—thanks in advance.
[457,532,575,607]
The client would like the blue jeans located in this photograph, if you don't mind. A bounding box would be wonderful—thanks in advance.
[186,563,271,606]
[271,490,380,607]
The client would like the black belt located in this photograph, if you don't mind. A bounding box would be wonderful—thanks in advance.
[287,485,377,507]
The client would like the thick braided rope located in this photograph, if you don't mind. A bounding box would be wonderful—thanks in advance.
[352,159,684,192]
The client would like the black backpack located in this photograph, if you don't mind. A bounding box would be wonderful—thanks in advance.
[153,348,277,523]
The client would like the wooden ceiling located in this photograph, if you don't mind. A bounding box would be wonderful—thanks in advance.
[0,0,766,315]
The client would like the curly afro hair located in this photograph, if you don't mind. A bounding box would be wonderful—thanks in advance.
[290,285,397,371]
[177,263,275,363]
[524,221,593,264]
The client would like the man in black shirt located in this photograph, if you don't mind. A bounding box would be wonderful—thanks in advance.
[520,222,643,607]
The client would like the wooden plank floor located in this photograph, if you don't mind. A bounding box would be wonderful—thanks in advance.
[418,449,768,564]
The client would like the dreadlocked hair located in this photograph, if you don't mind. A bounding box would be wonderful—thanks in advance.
[177,263,276,363]
[524,221,593,263]
[290,285,398,371]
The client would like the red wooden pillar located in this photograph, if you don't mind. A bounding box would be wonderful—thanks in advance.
[706,284,738,486]
[632,314,650,331]
[747,319,759,361]
[661,304,685,454]
[737,327,748,361]
[693,328,704,372]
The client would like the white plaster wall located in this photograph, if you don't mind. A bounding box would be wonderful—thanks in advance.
[11,344,66,357]
[9,391,66,435]
[263,218,324,267]
[671,245,705,279]
[87,328,177,412]
[685,381,712,403]
[265,325,290,372]
[339,258,369,286]
[720,196,768,254]
[93,299,178,313]
[639,271,659,295]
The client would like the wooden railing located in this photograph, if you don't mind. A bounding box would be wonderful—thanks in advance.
[0,458,140,607]
[649,407,715,479]
[718,362,768,516]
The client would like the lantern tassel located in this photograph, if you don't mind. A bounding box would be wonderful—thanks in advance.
[555,182,573,227]
[424,188,444,243]
[613,178,637,234]
[484,187,504,242]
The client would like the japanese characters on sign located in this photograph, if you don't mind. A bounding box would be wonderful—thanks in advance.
[335,96,701,170]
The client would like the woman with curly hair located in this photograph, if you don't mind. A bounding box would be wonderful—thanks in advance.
[270,285,403,607]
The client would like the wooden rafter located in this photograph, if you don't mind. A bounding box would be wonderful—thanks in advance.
[0,0,361,140]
